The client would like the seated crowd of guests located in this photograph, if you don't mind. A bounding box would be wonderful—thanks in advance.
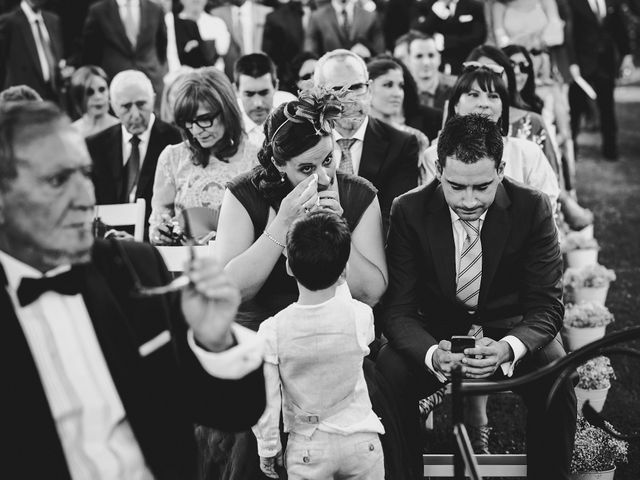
[1,0,636,479]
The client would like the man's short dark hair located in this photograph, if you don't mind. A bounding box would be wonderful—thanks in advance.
[437,114,504,169]
[234,53,277,86]
[0,101,67,189]
[286,211,351,291]
[0,85,43,104]
[397,30,439,55]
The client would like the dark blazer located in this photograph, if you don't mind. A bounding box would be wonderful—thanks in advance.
[382,177,564,368]
[406,104,443,143]
[568,0,629,78]
[87,119,182,238]
[412,0,486,74]
[173,16,212,68]
[81,0,167,94]
[305,3,385,56]
[0,6,64,101]
[3,239,265,480]
[356,117,419,230]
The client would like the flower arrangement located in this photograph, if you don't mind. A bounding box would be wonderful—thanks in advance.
[564,302,614,328]
[561,233,599,254]
[576,356,616,390]
[563,264,616,289]
[571,416,628,473]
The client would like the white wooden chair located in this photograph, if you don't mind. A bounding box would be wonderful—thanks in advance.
[156,244,215,272]
[94,199,146,242]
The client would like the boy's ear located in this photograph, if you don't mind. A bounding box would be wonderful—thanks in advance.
[339,263,348,283]
[285,259,294,278]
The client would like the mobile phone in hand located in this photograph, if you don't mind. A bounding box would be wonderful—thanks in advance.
[451,335,476,354]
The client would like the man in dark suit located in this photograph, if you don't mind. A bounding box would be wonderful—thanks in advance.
[568,0,632,160]
[305,0,385,58]
[314,49,419,229]
[86,70,182,241]
[81,0,167,104]
[0,0,64,102]
[1,100,265,480]
[411,0,486,75]
[379,114,576,479]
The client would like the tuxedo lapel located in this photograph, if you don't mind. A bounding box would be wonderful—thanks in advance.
[425,186,457,300]
[478,183,511,306]
[136,123,161,199]
[360,118,387,181]
[135,0,150,52]
[106,127,126,202]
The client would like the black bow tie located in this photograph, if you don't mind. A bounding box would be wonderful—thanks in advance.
[17,267,82,307]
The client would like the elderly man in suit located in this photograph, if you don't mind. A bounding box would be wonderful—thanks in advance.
[86,70,181,240]
[0,100,265,480]
[313,49,419,230]
[0,0,64,102]
[378,114,577,479]
[568,0,632,161]
[305,0,385,58]
[81,0,167,105]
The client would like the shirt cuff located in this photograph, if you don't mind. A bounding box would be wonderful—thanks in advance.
[425,345,448,384]
[499,335,527,377]
[188,323,264,380]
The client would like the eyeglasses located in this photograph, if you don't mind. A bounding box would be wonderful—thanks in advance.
[510,60,530,73]
[329,81,370,97]
[183,111,220,130]
[299,72,314,81]
[462,61,505,76]
[86,85,107,97]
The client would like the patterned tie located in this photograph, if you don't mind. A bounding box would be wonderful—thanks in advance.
[123,0,138,48]
[124,135,141,202]
[337,138,357,174]
[456,219,482,309]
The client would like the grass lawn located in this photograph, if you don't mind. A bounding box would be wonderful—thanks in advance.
[424,83,640,479]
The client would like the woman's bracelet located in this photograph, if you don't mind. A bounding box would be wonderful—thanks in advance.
[263,230,286,249]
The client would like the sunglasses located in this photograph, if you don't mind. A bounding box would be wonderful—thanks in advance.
[329,81,370,97]
[183,111,220,130]
[86,85,107,97]
[299,72,314,81]
[462,61,505,76]
[510,60,530,73]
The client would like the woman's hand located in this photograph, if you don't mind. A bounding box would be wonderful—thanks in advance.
[317,189,343,217]
[150,213,183,245]
[274,174,319,227]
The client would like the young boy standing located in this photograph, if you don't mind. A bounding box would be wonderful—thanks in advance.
[253,211,385,479]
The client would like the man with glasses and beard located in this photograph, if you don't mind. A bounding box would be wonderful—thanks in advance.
[313,49,419,230]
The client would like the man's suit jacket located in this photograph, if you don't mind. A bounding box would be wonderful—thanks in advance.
[87,119,182,239]
[412,0,486,74]
[568,0,629,79]
[305,3,385,56]
[383,177,564,368]
[262,2,305,91]
[3,239,265,480]
[209,2,272,80]
[358,117,419,229]
[0,6,63,101]
[81,0,167,95]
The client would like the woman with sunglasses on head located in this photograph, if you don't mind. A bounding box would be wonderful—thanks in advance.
[69,66,119,138]
[149,67,260,245]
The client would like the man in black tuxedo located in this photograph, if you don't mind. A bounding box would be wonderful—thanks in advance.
[81,0,167,105]
[313,49,419,230]
[87,70,181,240]
[0,100,265,480]
[0,0,64,102]
[411,0,486,75]
[379,114,576,479]
[568,0,632,160]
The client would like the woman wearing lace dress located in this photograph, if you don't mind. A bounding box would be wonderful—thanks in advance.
[149,67,259,245]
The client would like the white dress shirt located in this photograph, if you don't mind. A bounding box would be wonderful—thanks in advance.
[331,0,356,27]
[1,251,264,480]
[588,0,607,19]
[332,116,368,174]
[423,209,527,383]
[20,0,54,82]
[116,0,140,42]
[121,114,155,202]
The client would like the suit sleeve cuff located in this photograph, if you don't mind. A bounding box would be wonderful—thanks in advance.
[425,345,448,383]
[499,335,527,377]
[188,324,264,380]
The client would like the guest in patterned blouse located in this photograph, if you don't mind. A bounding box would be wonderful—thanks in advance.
[149,66,260,245]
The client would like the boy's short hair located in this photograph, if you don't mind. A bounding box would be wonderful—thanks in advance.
[286,211,351,291]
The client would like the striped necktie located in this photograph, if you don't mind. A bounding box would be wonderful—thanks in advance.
[456,219,482,309]
[337,138,357,174]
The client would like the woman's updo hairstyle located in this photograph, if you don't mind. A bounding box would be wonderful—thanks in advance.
[255,89,342,202]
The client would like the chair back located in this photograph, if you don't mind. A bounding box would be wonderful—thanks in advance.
[95,199,146,242]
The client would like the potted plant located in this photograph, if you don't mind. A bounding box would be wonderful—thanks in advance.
[570,416,628,480]
[574,356,616,414]
[562,303,614,351]
[561,234,600,268]
[563,264,616,305]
